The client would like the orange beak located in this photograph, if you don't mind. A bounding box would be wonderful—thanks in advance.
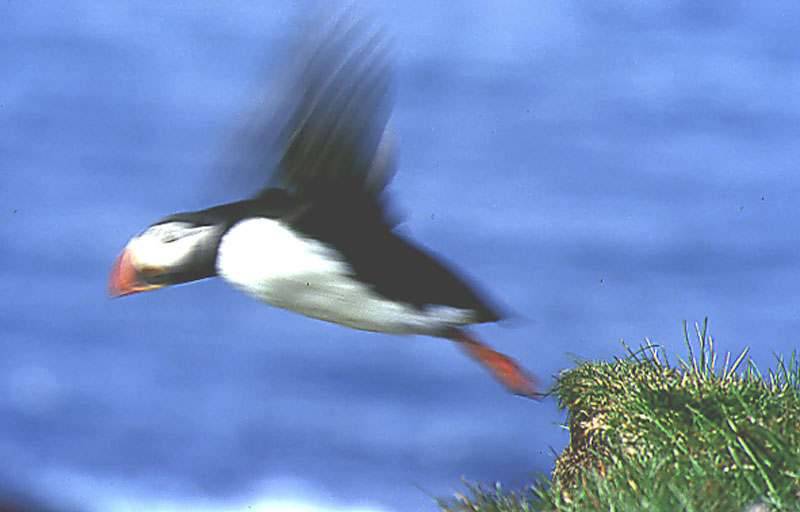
[108,247,164,298]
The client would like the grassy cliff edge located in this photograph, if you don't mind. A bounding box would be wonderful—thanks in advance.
[440,320,800,512]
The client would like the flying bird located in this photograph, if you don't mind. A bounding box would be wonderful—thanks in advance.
[109,16,540,399]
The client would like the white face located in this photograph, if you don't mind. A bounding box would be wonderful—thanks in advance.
[128,221,217,273]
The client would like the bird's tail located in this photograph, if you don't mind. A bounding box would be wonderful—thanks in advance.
[450,329,542,400]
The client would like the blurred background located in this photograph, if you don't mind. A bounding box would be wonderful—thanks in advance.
[2,1,799,511]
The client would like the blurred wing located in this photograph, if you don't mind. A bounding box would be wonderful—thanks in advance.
[264,15,396,201]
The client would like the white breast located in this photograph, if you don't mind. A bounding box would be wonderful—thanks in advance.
[215,218,474,335]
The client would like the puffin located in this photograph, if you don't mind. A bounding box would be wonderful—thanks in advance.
[108,16,540,399]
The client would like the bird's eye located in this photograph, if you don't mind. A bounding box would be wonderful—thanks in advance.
[143,221,201,245]
[139,265,164,276]
[149,224,188,244]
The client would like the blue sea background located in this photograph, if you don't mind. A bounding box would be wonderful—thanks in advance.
[2,2,799,511]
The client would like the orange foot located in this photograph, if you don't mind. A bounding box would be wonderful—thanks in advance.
[450,329,542,400]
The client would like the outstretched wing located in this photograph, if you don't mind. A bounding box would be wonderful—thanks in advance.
[272,16,395,199]
[231,14,395,210]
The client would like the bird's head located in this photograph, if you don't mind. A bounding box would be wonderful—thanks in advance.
[108,216,223,298]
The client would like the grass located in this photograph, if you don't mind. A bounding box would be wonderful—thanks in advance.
[439,319,800,512]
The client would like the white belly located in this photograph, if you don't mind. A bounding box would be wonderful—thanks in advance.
[216,218,474,335]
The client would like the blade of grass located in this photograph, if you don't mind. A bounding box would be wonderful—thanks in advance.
[730,347,750,375]
[683,319,698,377]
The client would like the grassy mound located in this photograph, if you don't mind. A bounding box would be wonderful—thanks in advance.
[440,319,800,512]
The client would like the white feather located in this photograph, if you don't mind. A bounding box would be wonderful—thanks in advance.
[215,218,475,335]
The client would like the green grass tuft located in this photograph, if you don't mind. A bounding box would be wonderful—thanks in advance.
[440,319,800,512]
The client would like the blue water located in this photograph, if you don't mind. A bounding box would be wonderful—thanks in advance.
[2,2,799,511]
